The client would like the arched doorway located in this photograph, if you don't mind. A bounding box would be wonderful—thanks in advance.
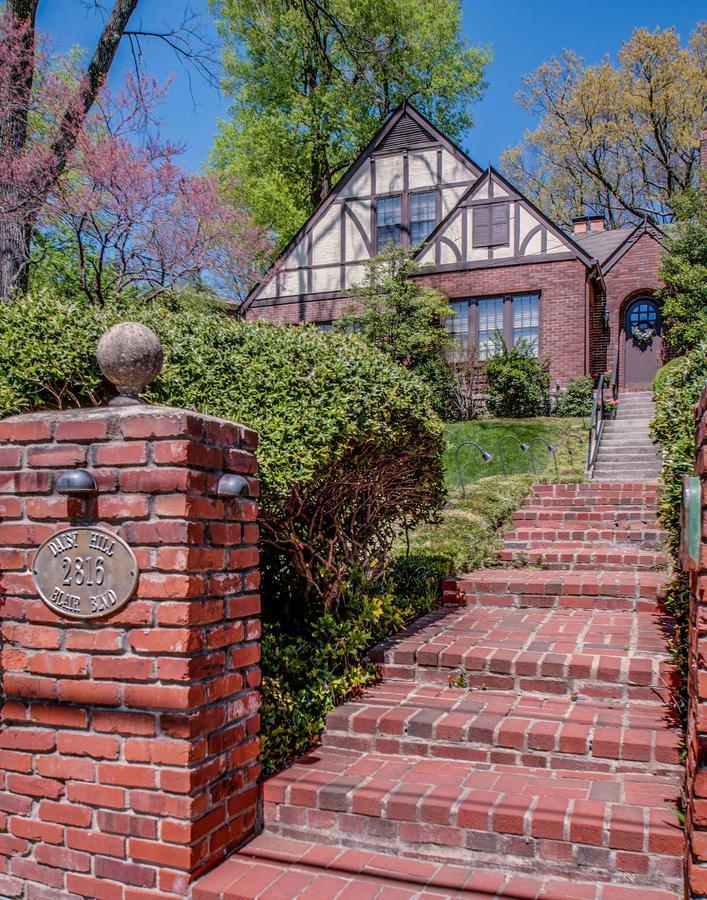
[623,296,662,388]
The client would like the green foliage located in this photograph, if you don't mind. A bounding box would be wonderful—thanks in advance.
[650,348,707,726]
[209,0,490,245]
[651,350,707,559]
[336,247,454,413]
[260,569,438,775]
[501,24,706,227]
[555,376,594,418]
[0,289,444,610]
[485,338,550,418]
[660,189,707,354]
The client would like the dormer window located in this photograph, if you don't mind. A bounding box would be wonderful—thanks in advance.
[376,196,402,250]
[410,191,436,245]
[473,202,510,248]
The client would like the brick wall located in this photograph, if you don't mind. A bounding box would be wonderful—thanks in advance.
[417,259,590,387]
[603,233,664,385]
[685,386,707,897]
[0,406,261,899]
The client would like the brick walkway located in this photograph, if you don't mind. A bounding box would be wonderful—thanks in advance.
[195,482,684,899]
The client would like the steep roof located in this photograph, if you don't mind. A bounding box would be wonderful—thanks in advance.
[415,164,595,269]
[571,220,665,272]
[240,101,483,312]
[571,229,631,265]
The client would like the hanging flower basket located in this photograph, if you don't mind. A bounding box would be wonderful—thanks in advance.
[631,324,654,347]
[604,398,619,419]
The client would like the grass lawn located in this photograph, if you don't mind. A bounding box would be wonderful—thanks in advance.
[398,417,587,574]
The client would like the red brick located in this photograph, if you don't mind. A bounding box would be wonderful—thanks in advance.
[93,442,148,465]
[39,800,93,827]
[93,711,156,736]
[27,444,86,467]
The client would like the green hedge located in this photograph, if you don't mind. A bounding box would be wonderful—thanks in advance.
[0,290,445,611]
[650,345,707,724]
[485,339,550,418]
[555,376,594,418]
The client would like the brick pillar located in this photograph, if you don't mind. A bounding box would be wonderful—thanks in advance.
[686,386,707,897]
[0,406,260,899]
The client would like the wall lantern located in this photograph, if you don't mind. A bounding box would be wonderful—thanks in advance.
[216,474,251,498]
[56,469,97,495]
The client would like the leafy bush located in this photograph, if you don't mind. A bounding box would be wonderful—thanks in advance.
[0,290,445,612]
[485,338,550,418]
[260,563,440,775]
[650,346,707,726]
[555,376,594,418]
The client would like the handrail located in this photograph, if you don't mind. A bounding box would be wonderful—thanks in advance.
[586,373,606,474]
[612,339,621,401]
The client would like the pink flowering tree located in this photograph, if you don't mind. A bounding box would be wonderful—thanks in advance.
[0,1,265,302]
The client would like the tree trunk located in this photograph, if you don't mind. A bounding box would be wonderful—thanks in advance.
[0,204,31,297]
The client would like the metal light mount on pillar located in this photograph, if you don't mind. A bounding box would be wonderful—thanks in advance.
[454,440,493,499]
[216,474,251,498]
[498,434,536,475]
[56,469,98,495]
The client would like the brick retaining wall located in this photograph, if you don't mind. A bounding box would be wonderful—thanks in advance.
[0,406,261,899]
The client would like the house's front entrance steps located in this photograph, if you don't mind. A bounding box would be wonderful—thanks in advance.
[195,482,683,899]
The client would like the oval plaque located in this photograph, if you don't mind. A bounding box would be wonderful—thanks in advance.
[32,527,138,620]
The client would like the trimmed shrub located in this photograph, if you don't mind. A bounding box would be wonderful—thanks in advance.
[485,338,550,418]
[555,376,593,418]
[650,346,707,725]
[0,290,445,612]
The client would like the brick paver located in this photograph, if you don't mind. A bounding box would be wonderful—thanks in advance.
[195,481,683,897]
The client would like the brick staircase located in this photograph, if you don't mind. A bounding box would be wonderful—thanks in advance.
[195,481,684,899]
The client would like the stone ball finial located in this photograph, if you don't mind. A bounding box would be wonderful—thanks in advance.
[97,322,163,406]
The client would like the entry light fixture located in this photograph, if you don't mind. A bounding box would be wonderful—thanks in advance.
[216,473,251,498]
[56,469,97,495]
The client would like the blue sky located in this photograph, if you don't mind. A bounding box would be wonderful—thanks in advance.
[38,0,701,173]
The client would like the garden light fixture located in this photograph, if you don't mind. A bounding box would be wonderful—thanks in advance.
[498,434,536,475]
[454,440,493,499]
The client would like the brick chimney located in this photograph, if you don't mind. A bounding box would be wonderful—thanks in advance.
[571,215,606,235]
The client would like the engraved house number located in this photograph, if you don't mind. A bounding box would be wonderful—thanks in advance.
[32,527,139,620]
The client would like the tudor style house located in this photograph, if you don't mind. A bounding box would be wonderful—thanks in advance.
[241,103,666,391]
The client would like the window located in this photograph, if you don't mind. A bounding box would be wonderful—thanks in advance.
[444,292,540,364]
[477,298,505,360]
[376,196,402,250]
[472,202,510,248]
[410,191,436,245]
[445,300,470,362]
[512,293,539,355]
[315,321,333,331]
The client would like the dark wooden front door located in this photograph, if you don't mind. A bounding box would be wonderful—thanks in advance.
[623,297,662,388]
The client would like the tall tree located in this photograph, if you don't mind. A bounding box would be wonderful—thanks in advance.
[501,25,707,228]
[209,0,490,247]
[0,1,218,298]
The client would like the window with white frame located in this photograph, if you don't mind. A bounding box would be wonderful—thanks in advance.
[444,292,540,363]
[512,293,539,355]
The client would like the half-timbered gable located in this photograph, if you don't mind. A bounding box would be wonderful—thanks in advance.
[416,167,591,271]
[243,103,482,322]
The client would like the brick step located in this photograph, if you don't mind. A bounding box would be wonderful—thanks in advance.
[504,525,665,549]
[497,543,667,571]
[444,569,667,610]
[323,683,681,775]
[193,833,680,899]
[523,496,658,509]
[261,747,682,890]
[372,606,675,700]
[512,508,659,524]
[531,482,658,496]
